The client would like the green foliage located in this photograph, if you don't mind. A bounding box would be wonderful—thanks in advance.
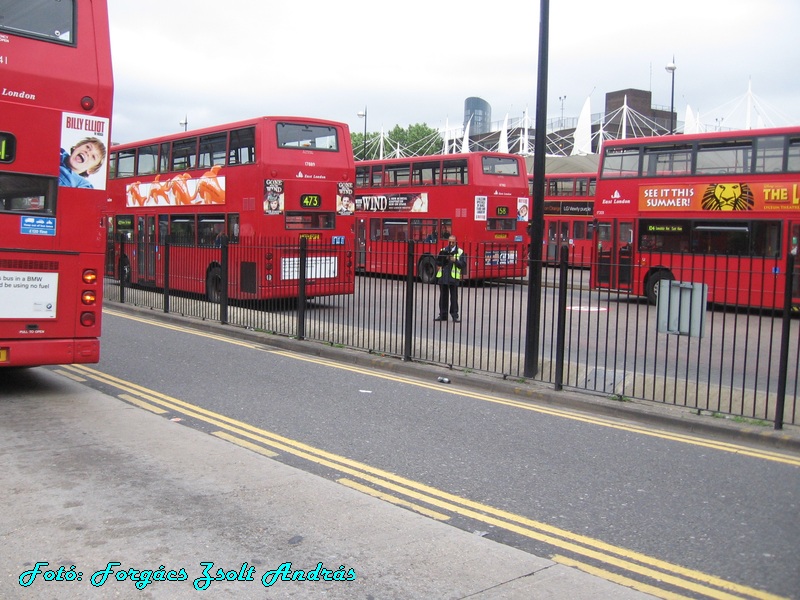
[351,123,443,160]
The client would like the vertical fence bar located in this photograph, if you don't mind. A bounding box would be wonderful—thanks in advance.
[163,235,170,313]
[118,234,126,304]
[297,237,307,341]
[774,252,794,430]
[220,235,229,325]
[403,240,415,361]
[554,245,569,390]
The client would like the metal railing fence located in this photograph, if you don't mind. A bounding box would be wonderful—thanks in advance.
[104,238,800,428]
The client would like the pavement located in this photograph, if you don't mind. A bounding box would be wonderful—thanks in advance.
[2,304,798,599]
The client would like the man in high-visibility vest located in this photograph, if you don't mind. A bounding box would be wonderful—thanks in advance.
[434,235,467,323]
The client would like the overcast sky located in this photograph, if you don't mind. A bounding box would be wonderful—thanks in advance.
[107,0,800,145]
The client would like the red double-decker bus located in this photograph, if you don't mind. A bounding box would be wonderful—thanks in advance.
[354,152,529,282]
[105,116,356,301]
[0,0,113,367]
[536,172,596,267]
[591,127,800,309]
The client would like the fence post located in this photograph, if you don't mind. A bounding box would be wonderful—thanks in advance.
[554,244,569,390]
[118,233,126,304]
[403,240,415,361]
[162,234,170,313]
[774,252,794,430]
[220,235,229,325]
[297,237,307,341]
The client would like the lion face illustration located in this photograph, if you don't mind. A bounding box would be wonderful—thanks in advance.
[701,183,754,211]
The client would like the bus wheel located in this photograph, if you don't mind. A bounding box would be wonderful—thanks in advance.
[418,256,436,283]
[119,255,131,285]
[646,271,674,305]
[206,266,223,303]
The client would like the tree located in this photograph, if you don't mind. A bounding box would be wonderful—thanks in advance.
[351,123,443,160]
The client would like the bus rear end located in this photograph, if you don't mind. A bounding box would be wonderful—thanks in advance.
[0,0,112,367]
[253,119,355,298]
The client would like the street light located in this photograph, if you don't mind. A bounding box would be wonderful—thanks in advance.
[665,58,676,134]
[558,95,566,127]
[180,115,188,132]
[357,107,367,159]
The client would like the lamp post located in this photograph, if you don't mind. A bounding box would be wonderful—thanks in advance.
[179,115,188,132]
[357,107,367,159]
[558,95,566,127]
[665,59,676,134]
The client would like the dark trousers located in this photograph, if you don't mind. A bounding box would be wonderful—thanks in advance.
[438,284,459,318]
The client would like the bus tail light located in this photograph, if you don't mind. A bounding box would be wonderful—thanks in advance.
[82,268,98,284]
[82,290,97,305]
[80,96,95,111]
[80,312,96,327]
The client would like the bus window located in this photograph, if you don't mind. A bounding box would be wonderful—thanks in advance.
[228,214,240,243]
[601,146,640,178]
[371,165,384,187]
[442,159,468,185]
[159,142,171,172]
[158,215,168,244]
[0,174,56,215]
[439,219,452,239]
[171,138,198,172]
[644,145,692,176]
[482,155,520,176]
[277,122,339,151]
[788,137,800,172]
[137,145,159,176]
[384,164,410,187]
[0,0,74,43]
[228,127,255,165]
[696,140,752,175]
[381,219,408,241]
[170,215,196,245]
[369,218,381,241]
[487,218,516,231]
[411,161,440,185]
[199,133,227,169]
[411,218,437,242]
[116,215,134,242]
[356,165,370,187]
[199,214,225,246]
[284,211,335,230]
[754,135,786,173]
[116,149,135,178]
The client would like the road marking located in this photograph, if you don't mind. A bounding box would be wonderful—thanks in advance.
[57,363,790,600]
[338,478,450,521]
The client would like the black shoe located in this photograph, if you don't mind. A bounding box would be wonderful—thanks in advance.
[453,318,461,323]
[434,316,447,321]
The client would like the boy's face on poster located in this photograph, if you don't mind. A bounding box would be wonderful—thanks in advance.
[69,141,103,174]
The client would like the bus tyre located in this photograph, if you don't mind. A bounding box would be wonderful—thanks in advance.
[206,266,223,303]
[646,271,674,305]
[418,256,436,283]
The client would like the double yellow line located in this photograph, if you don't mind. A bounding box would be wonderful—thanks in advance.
[59,361,789,600]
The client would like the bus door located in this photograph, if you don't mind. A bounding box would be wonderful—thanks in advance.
[546,219,570,263]
[790,222,800,300]
[355,217,367,270]
[594,219,634,290]
[136,214,157,284]
[103,213,115,277]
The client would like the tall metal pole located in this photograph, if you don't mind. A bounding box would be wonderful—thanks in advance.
[523,0,549,378]
[358,107,367,159]
[666,59,676,134]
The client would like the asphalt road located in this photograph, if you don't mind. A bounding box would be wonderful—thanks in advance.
[42,306,800,600]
